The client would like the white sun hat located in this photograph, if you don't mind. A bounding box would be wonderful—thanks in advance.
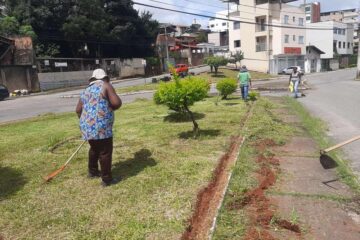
[89,68,108,81]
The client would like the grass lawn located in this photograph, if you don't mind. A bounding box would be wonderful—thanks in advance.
[0,95,249,239]
[116,83,159,94]
[197,68,275,83]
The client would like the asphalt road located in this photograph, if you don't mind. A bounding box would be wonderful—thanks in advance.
[298,68,360,178]
[0,66,209,124]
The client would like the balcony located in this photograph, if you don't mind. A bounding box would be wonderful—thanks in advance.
[256,43,267,52]
[256,24,267,32]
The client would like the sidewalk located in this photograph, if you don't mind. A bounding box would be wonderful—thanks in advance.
[268,97,360,239]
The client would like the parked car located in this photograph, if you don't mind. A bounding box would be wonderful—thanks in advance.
[281,66,304,75]
[174,64,189,77]
[0,84,9,101]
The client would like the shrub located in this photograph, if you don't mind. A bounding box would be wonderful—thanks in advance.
[204,56,228,75]
[248,91,259,101]
[216,78,237,99]
[154,76,209,132]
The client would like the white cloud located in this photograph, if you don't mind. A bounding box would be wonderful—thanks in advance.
[133,0,228,27]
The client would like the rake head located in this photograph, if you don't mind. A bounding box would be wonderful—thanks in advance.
[43,165,66,182]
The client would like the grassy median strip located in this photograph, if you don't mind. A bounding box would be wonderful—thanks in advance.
[0,96,249,239]
[197,68,275,83]
[115,82,159,94]
[212,98,293,239]
[284,97,360,193]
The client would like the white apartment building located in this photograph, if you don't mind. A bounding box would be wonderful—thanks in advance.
[228,0,306,74]
[306,21,354,70]
[321,9,359,40]
[209,10,230,32]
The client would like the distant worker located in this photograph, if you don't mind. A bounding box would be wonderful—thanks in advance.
[237,65,252,101]
[75,69,122,187]
[289,67,302,98]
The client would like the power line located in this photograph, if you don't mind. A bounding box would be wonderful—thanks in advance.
[182,0,307,16]
[133,1,354,31]
[146,0,343,28]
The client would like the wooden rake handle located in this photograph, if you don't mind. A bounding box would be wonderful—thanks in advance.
[320,135,360,155]
[44,140,86,182]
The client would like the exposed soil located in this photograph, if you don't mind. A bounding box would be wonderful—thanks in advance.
[228,138,302,239]
[181,136,244,240]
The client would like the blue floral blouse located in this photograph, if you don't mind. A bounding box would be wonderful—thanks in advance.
[79,80,114,140]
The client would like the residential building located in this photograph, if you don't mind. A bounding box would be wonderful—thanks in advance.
[321,8,359,47]
[301,1,321,23]
[306,21,354,70]
[228,0,306,74]
[208,10,230,32]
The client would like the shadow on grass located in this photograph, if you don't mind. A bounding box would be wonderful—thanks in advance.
[0,166,27,200]
[164,112,205,123]
[223,102,240,106]
[211,74,226,78]
[112,149,157,180]
[178,129,221,139]
[320,154,338,169]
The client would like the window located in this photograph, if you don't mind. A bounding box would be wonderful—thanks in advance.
[234,40,241,48]
[343,42,346,48]
[337,29,342,35]
[299,18,304,26]
[305,6,311,12]
[233,21,240,30]
[293,16,296,22]
[222,22,226,26]
[348,42,350,49]
[298,36,304,44]
[210,24,215,28]
[334,27,337,34]
[284,15,289,24]
[306,16,311,21]
[342,29,346,35]
[338,41,341,48]
[285,34,289,43]
[293,35,296,41]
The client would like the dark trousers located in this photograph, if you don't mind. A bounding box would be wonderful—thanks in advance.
[88,137,113,183]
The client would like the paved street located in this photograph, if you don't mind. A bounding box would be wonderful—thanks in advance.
[0,66,209,124]
[299,68,360,178]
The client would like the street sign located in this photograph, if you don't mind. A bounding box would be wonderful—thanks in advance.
[54,62,68,67]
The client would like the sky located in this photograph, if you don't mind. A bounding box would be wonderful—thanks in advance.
[133,0,359,27]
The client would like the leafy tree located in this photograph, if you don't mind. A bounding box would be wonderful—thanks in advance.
[35,43,60,57]
[4,0,159,58]
[0,16,19,36]
[19,25,37,39]
[196,31,208,43]
[216,78,237,99]
[204,56,228,75]
[229,50,244,69]
[154,67,209,133]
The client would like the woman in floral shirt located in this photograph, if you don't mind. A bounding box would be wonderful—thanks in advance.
[76,69,122,186]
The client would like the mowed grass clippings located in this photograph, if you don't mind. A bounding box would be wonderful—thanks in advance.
[212,98,293,239]
[0,97,248,239]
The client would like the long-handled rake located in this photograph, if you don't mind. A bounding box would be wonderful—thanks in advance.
[44,140,86,182]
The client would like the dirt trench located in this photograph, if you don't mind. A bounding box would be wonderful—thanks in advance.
[181,136,244,240]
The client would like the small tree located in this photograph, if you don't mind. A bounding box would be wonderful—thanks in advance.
[216,78,237,99]
[154,67,209,133]
[231,51,244,69]
[204,56,228,75]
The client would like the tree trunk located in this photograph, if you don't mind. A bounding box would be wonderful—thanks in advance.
[210,65,213,73]
[184,103,199,133]
[214,66,218,75]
